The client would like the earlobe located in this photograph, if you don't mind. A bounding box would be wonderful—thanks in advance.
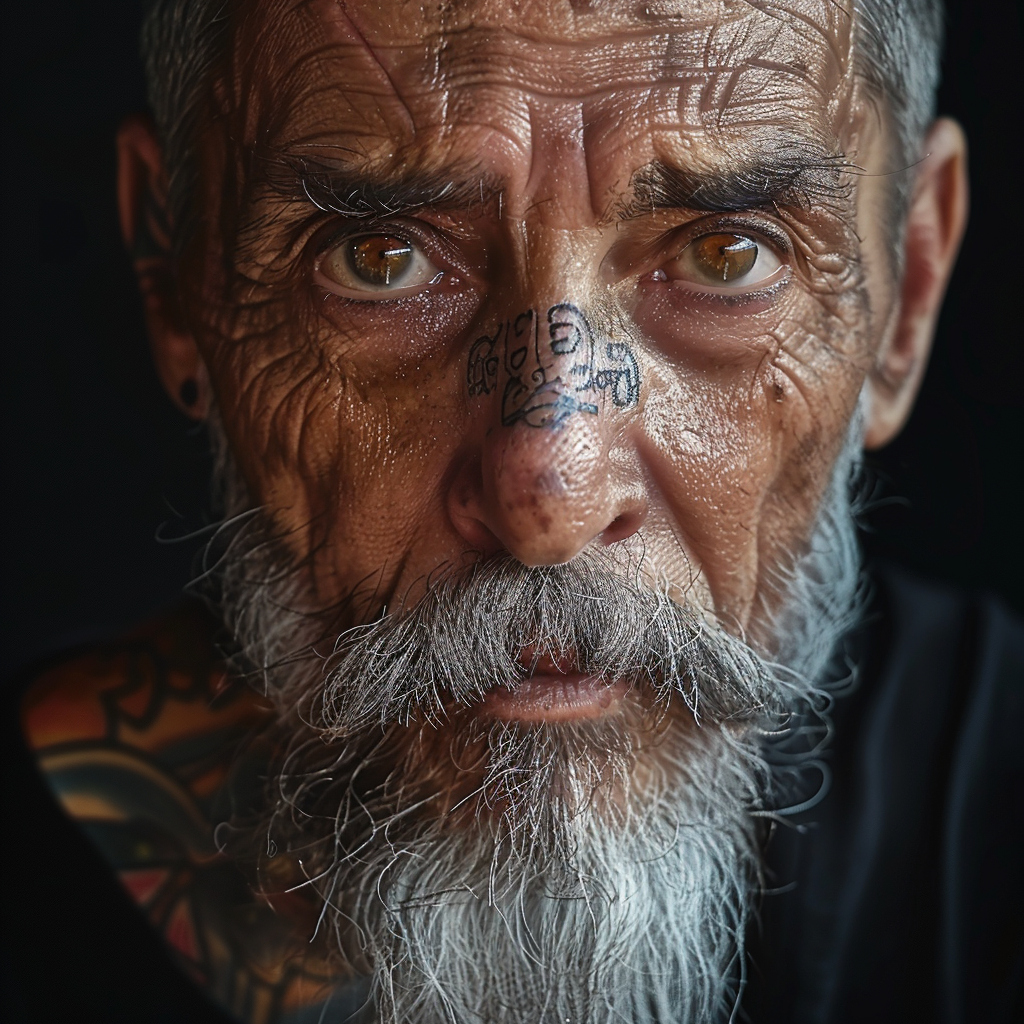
[864,118,969,449]
[116,115,209,420]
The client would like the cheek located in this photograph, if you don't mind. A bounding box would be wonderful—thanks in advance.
[636,288,868,618]
[634,277,796,370]
[198,277,482,573]
[315,282,482,368]
[295,290,482,524]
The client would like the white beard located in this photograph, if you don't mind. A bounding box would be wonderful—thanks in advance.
[324,725,764,1024]
[207,407,864,1024]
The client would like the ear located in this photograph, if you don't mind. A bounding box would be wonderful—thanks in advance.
[863,118,968,449]
[116,115,209,419]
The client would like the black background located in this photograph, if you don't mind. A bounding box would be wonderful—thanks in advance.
[3,0,1022,682]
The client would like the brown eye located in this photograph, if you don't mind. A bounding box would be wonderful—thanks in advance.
[317,232,442,296]
[692,233,758,282]
[349,235,414,285]
[657,230,783,292]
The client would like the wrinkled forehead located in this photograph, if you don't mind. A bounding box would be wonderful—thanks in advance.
[224,0,856,190]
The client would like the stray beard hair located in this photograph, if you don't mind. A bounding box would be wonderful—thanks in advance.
[206,410,864,1024]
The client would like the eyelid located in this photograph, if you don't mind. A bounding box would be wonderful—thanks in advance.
[663,221,795,309]
[670,214,794,262]
[665,230,787,295]
[318,210,484,262]
[318,214,416,244]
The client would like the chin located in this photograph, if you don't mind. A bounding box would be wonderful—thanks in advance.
[246,699,763,1023]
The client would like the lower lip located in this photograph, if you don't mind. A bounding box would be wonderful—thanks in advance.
[480,674,629,724]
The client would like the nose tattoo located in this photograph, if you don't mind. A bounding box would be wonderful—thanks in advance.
[467,303,640,428]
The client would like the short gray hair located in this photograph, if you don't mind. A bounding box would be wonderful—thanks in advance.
[140,0,945,245]
[854,0,945,214]
[140,0,229,247]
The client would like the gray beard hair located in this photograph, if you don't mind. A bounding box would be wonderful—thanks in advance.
[207,408,865,1024]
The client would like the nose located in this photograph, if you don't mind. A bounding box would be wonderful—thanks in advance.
[449,301,647,566]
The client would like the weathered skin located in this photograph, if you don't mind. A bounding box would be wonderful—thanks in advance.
[174,0,894,643]
[25,1,967,1020]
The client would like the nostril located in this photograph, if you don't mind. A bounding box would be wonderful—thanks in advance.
[601,508,646,546]
[449,498,505,554]
[446,458,506,555]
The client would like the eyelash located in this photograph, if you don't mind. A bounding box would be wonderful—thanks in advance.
[315,218,426,258]
[681,275,792,308]
[669,214,793,263]
[658,214,795,298]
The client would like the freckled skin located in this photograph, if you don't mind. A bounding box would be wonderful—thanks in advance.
[177,0,896,638]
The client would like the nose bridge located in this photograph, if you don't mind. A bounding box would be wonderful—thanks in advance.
[458,281,645,566]
[473,211,632,430]
[451,124,646,566]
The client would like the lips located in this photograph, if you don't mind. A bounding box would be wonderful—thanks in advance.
[479,646,629,724]
[481,673,629,723]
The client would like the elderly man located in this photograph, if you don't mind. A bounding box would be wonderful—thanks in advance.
[15,0,1022,1022]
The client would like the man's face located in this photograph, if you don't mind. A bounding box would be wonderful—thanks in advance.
[182,0,890,649]
[140,2,955,1017]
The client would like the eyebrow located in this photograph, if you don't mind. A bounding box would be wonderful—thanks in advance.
[256,145,854,224]
[260,153,503,219]
[622,149,856,220]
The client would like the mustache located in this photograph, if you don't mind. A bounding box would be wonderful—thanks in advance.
[309,550,797,737]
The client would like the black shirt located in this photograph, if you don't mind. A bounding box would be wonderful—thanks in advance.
[748,564,1024,1023]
